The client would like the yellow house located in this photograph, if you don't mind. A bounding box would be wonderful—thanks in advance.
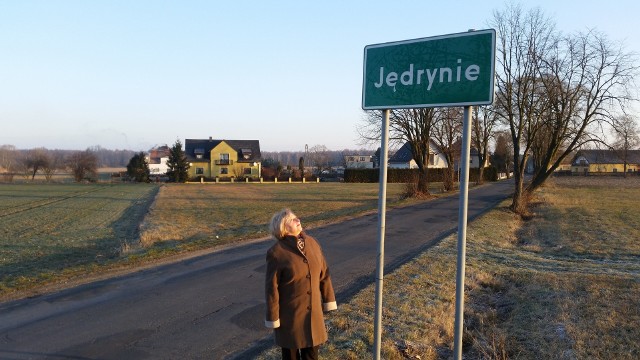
[571,149,640,175]
[185,138,262,179]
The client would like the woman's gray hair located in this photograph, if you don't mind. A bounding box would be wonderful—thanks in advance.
[269,208,296,240]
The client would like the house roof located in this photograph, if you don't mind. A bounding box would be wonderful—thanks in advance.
[389,142,414,163]
[184,138,261,163]
[572,149,640,165]
[389,140,444,163]
[147,145,171,164]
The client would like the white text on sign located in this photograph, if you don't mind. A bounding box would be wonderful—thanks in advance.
[373,59,480,92]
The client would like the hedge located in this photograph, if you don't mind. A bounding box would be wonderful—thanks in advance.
[344,167,498,183]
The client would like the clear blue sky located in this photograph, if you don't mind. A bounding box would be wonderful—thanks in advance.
[1,0,638,152]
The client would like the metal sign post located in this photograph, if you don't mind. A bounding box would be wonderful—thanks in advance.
[373,109,390,360]
[453,105,473,359]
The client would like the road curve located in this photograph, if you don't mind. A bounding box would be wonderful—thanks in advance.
[0,179,513,360]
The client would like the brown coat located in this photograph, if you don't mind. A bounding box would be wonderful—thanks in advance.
[265,231,336,349]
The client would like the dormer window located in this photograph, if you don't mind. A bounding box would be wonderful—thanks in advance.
[241,148,252,160]
[195,148,204,159]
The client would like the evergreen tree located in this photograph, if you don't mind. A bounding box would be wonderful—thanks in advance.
[166,139,190,182]
[126,152,150,182]
[298,156,304,178]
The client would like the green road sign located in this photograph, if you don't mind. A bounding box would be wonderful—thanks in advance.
[362,29,496,110]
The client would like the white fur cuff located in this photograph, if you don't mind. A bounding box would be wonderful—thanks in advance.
[323,301,337,312]
[265,319,280,328]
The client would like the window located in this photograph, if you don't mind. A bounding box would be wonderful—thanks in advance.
[217,153,231,165]
[348,157,355,161]
[196,167,204,175]
[429,154,435,165]
[360,156,366,162]
[244,168,252,175]
[220,168,228,175]
[241,148,252,160]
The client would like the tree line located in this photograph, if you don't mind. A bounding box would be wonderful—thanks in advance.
[0,145,137,182]
[262,146,377,170]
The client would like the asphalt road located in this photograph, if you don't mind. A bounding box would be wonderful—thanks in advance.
[0,179,513,360]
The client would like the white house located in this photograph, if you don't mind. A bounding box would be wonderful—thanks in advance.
[388,140,448,169]
[454,148,491,170]
[146,145,171,175]
[390,140,489,170]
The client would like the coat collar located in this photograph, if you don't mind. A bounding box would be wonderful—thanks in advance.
[281,232,306,255]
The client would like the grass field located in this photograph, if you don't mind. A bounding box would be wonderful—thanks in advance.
[255,176,640,360]
[138,182,429,249]
[0,182,437,299]
[0,183,158,294]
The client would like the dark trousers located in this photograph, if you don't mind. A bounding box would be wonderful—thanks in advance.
[281,346,319,360]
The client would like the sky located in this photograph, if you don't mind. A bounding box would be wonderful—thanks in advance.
[1,0,639,152]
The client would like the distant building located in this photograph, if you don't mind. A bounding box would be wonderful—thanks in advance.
[146,145,171,175]
[454,147,491,170]
[388,140,448,169]
[571,149,640,175]
[185,137,262,179]
[389,140,489,169]
[345,154,374,169]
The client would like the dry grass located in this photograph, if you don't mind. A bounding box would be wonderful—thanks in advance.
[256,176,640,359]
[138,183,433,249]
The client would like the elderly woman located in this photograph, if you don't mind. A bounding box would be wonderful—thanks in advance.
[265,208,337,360]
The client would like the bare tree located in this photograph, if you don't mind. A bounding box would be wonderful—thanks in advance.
[612,114,640,176]
[0,145,16,182]
[24,148,51,180]
[307,145,329,174]
[14,152,32,180]
[526,29,638,191]
[359,108,438,195]
[432,108,463,191]
[41,152,62,182]
[491,4,637,213]
[67,150,98,182]
[472,106,498,184]
[490,4,556,213]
